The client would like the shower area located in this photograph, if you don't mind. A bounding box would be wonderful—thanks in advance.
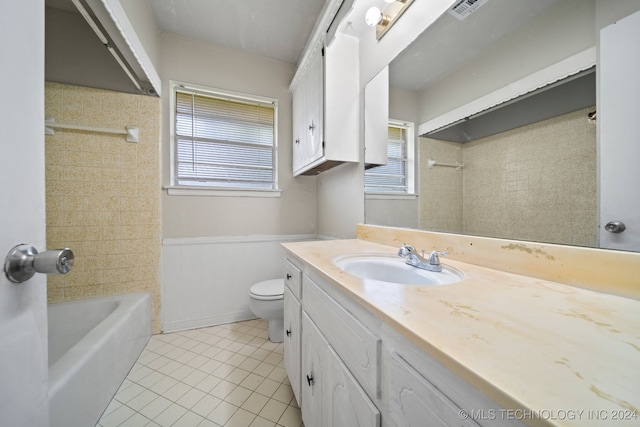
[44,1,163,425]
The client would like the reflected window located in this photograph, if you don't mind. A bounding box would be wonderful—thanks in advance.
[365,121,415,194]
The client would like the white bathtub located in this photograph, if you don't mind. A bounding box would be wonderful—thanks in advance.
[48,293,151,427]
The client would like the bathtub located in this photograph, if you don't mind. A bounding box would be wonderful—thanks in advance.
[48,293,151,427]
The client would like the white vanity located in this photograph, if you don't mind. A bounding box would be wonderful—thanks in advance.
[281,232,640,427]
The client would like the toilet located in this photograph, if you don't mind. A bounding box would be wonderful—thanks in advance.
[249,279,285,343]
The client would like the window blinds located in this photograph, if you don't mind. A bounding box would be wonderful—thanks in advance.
[175,90,276,189]
[365,125,408,193]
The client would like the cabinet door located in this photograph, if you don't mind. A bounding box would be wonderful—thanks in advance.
[304,48,324,165]
[292,83,306,172]
[388,353,479,427]
[283,287,301,405]
[301,313,327,427]
[326,345,380,427]
[302,313,379,427]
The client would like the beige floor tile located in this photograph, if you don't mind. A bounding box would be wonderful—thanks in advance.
[97,320,305,427]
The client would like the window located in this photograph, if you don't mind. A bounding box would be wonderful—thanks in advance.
[365,121,415,194]
[171,82,278,192]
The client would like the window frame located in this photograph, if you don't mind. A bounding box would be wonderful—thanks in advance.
[167,80,281,197]
[365,119,416,199]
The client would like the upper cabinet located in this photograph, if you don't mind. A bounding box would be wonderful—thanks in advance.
[291,33,360,176]
[292,47,325,174]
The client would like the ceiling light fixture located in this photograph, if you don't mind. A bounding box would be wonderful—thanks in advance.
[366,0,415,39]
[365,7,389,27]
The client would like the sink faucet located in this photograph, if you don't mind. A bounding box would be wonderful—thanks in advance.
[398,243,448,272]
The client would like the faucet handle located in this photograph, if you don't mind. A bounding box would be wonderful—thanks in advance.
[428,251,448,265]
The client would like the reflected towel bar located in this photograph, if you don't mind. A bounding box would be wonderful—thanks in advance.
[427,158,464,170]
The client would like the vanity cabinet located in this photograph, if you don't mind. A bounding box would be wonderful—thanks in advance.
[283,254,525,427]
[388,353,479,427]
[302,312,380,427]
[283,260,302,404]
[291,33,360,176]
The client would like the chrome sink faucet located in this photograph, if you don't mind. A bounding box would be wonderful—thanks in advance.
[397,243,448,272]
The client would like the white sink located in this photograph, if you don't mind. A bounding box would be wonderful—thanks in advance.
[333,254,464,286]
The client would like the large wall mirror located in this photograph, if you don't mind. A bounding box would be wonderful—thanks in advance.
[364,0,640,252]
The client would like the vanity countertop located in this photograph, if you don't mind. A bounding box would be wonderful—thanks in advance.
[282,238,640,427]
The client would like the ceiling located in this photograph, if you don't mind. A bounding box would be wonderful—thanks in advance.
[148,0,329,64]
[389,0,561,92]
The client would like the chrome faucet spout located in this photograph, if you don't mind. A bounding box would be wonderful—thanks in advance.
[397,243,416,257]
[398,244,448,272]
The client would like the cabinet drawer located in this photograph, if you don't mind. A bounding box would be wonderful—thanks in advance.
[303,276,380,398]
[389,353,479,427]
[284,259,302,299]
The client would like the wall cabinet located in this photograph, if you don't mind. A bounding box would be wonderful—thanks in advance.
[291,33,360,176]
[292,47,324,175]
[283,255,525,427]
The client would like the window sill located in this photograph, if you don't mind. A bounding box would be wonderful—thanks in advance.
[165,186,282,198]
[365,193,418,200]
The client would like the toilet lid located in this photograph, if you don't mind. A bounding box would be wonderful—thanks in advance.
[250,279,284,299]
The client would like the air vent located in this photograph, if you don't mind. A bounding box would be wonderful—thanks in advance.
[447,0,489,20]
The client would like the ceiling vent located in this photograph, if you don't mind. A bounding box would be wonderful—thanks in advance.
[447,0,489,20]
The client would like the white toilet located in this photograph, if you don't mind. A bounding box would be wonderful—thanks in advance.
[249,279,284,343]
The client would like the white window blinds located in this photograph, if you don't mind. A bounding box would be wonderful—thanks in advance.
[365,125,408,193]
[175,89,277,189]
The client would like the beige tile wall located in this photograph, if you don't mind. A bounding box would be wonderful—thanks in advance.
[419,138,464,233]
[45,82,162,332]
[420,106,597,247]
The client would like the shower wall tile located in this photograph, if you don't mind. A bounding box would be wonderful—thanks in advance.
[420,107,596,247]
[45,82,162,333]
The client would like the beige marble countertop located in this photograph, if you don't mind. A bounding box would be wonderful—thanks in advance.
[282,239,640,427]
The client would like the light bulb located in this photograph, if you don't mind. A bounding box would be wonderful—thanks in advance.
[365,7,383,26]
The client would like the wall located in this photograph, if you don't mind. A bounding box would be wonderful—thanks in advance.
[365,85,421,229]
[160,33,317,330]
[462,107,597,246]
[118,0,161,73]
[419,138,463,233]
[45,82,162,332]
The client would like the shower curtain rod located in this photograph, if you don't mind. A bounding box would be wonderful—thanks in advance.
[44,119,139,143]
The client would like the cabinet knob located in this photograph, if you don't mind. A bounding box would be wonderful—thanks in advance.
[286,329,291,337]
[308,121,315,133]
[295,138,300,144]
[286,273,292,280]
[306,373,314,387]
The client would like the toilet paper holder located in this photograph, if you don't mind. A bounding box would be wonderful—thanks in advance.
[4,244,74,283]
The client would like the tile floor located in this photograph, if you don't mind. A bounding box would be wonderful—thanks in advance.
[97,319,303,427]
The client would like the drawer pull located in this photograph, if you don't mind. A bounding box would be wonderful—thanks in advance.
[306,373,314,387]
[286,273,292,280]
[286,329,291,337]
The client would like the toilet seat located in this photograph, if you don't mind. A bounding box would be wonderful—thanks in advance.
[249,279,284,301]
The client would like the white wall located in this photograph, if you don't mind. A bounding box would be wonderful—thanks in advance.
[118,0,161,72]
[159,33,317,329]
[316,33,364,239]
[161,33,317,238]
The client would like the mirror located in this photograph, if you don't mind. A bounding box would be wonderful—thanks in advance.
[364,0,640,252]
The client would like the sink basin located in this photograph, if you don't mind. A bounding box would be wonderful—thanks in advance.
[333,254,464,286]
